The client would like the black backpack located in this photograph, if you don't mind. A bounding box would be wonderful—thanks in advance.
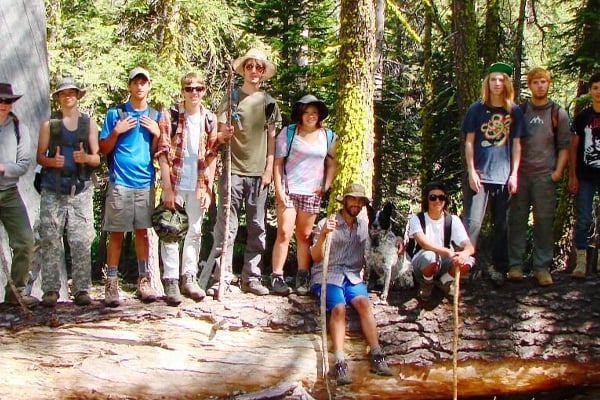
[406,212,453,258]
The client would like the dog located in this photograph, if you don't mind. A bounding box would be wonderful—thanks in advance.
[365,202,401,302]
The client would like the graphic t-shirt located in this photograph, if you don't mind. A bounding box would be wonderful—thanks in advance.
[573,106,600,180]
[462,102,525,184]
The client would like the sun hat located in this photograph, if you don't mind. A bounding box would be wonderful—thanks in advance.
[232,48,277,81]
[335,183,371,203]
[291,94,329,123]
[52,77,86,99]
[0,83,23,101]
[488,62,513,77]
[128,67,151,82]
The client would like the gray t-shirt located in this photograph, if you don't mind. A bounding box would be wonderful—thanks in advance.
[519,100,571,177]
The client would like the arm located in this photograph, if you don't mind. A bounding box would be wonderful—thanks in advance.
[317,141,336,197]
[158,153,175,209]
[464,132,481,192]
[36,120,64,169]
[311,216,337,264]
[1,122,32,178]
[261,123,276,188]
[273,157,287,205]
[568,135,580,194]
[551,148,569,182]
[73,118,100,167]
[99,114,136,155]
[508,137,521,194]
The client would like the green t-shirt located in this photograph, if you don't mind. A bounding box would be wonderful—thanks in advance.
[218,90,281,176]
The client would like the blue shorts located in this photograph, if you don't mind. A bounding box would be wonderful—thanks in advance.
[311,279,368,312]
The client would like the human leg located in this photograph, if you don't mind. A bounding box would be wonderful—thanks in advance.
[530,174,557,283]
[411,250,439,300]
[242,177,268,282]
[507,176,532,280]
[489,184,510,273]
[271,203,297,275]
[66,188,94,298]
[572,178,595,277]
[38,191,66,302]
[295,210,318,296]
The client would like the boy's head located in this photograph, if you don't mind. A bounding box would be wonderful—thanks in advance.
[526,67,551,87]
[588,72,600,88]
[127,67,152,100]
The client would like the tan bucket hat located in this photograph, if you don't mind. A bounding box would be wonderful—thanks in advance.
[52,77,86,99]
[232,48,277,81]
[336,183,371,203]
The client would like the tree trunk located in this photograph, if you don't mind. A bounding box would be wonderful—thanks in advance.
[332,0,376,204]
[0,0,50,299]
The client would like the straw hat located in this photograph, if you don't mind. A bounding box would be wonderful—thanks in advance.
[232,48,277,81]
[336,183,371,203]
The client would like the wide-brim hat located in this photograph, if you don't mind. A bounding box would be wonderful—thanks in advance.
[291,94,328,123]
[488,62,513,77]
[0,83,23,101]
[52,77,86,99]
[128,66,151,82]
[336,183,371,203]
[232,48,277,81]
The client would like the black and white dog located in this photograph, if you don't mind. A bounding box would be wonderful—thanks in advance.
[366,202,400,302]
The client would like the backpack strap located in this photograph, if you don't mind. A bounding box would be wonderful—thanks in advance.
[285,124,297,159]
[9,112,20,143]
[443,212,453,249]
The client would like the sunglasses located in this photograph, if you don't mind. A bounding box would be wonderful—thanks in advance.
[0,98,15,105]
[429,194,447,202]
[244,63,265,73]
[184,86,206,93]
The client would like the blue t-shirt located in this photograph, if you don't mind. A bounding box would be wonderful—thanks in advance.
[462,101,525,184]
[100,102,159,188]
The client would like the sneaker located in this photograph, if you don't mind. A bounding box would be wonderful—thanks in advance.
[42,291,59,307]
[163,279,183,306]
[507,266,524,281]
[137,275,157,303]
[241,280,269,296]
[104,277,120,308]
[369,352,393,376]
[572,249,587,279]
[73,291,91,306]
[206,281,241,296]
[333,360,353,385]
[533,269,553,287]
[487,265,506,287]
[270,273,292,296]
[181,273,206,301]
[4,287,39,308]
[295,270,310,296]
[418,279,434,301]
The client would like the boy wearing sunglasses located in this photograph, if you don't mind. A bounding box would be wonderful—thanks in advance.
[408,181,475,301]
[204,48,281,296]
[155,72,218,305]
[0,83,37,308]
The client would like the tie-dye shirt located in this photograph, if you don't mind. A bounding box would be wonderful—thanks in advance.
[275,126,334,195]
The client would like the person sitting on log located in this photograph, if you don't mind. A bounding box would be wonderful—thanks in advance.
[310,182,392,386]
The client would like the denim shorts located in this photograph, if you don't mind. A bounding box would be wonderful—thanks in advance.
[311,279,368,311]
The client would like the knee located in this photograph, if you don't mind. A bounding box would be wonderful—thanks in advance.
[352,296,370,313]
[421,262,440,278]
[276,228,294,243]
[330,304,346,319]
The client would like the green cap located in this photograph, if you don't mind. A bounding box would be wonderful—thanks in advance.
[488,62,513,77]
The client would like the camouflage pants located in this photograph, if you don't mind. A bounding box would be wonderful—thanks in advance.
[38,187,94,294]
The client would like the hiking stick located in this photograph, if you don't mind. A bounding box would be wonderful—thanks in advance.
[0,242,32,318]
[216,60,234,301]
[320,226,333,399]
[453,268,461,400]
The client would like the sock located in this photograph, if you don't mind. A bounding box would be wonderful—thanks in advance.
[440,272,454,284]
[423,275,433,281]
[138,260,148,276]
[334,350,345,363]
[106,266,118,278]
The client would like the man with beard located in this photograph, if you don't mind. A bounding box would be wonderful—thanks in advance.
[507,67,571,286]
[310,183,393,385]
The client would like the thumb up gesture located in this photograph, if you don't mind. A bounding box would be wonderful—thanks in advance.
[53,146,65,168]
[73,142,87,164]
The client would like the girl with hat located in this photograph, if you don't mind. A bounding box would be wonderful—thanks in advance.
[270,94,336,296]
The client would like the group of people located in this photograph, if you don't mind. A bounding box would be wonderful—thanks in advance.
[1,52,600,385]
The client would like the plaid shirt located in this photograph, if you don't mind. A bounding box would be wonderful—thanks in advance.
[310,212,369,287]
[156,103,218,194]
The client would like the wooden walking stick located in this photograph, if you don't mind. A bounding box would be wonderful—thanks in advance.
[320,217,334,400]
[452,268,461,400]
[216,60,234,301]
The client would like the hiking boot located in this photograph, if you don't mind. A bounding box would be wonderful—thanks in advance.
[104,277,120,308]
[418,279,434,301]
[507,266,524,281]
[206,281,241,297]
[295,269,311,296]
[4,286,39,308]
[487,265,506,287]
[333,360,353,385]
[369,352,393,376]
[439,280,456,297]
[181,273,205,301]
[270,273,292,296]
[137,275,157,303]
[572,249,587,279]
[42,291,59,308]
[241,280,269,296]
[74,291,91,306]
[533,269,553,287]
[163,279,182,306]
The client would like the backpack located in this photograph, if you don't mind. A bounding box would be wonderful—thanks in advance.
[405,211,453,258]
[37,111,95,194]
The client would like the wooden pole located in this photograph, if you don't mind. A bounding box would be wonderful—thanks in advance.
[320,227,333,400]
[453,268,461,400]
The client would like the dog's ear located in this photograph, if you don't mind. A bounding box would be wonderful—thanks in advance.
[383,202,395,218]
[366,204,375,222]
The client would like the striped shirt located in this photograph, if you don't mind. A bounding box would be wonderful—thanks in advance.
[310,212,368,287]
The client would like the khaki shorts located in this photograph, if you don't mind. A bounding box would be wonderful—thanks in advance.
[102,183,154,232]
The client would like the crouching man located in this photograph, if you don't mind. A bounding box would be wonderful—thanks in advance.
[310,183,392,386]
[409,181,475,301]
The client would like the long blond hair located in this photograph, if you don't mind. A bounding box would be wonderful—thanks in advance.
[481,72,515,112]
